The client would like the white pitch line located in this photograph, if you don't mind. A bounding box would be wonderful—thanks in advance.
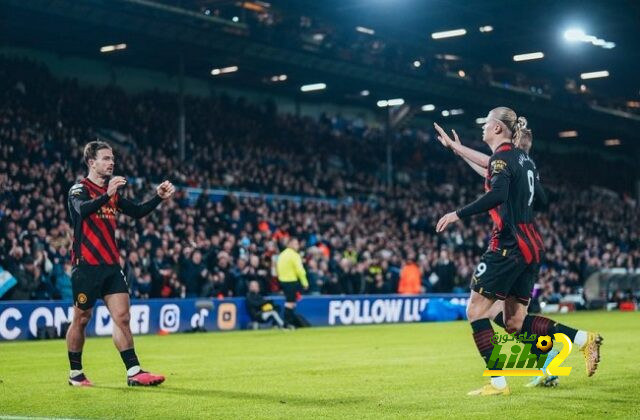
[0,416,86,420]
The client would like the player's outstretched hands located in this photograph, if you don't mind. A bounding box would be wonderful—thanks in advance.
[157,180,175,200]
[107,176,127,197]
[436,211,460,233]
[433,123,461,151]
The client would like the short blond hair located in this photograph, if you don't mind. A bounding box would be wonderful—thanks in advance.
[514,128,532,154]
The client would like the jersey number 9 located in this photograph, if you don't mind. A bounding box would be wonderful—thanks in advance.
[527,170,535,206]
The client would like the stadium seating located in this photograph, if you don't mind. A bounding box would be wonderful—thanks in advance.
[1,56,638,304]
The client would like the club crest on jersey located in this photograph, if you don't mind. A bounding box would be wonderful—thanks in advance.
[491,159,507,174]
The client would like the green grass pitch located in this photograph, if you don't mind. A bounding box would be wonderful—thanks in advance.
[1,312,638,419]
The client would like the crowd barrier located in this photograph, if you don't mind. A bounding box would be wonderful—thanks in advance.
[0,293,469,341]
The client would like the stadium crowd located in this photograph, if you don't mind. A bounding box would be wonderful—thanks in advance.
[1,56,639,305]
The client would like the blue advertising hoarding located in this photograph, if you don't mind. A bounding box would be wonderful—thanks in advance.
[0,294,468,341]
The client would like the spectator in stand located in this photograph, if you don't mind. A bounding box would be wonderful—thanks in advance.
[398,255,422,295]
[432,250,456,293]
[180,249,208,298]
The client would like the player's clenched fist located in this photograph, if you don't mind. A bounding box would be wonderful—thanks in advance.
[156,180,175,200]
[107,176,127,197]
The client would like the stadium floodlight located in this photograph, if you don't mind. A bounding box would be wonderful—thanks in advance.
[356,26,375,35]
[435,54,461,61]
[232,16,239,22]
[431,29,467,39]
[604,139,621,146]
[377,98,404,107]
[564,28,615,49]
[300,83,326,92]
[479,25,493,33]
[100,43,127,53]
[513,52,544,62]
[580,70,609,80]
[475,117,487,124]
[439,108,462,117]
[564,28,587,42]
[558,130,578,138]
[211,66,239,76]
[270,74,287,82]
[421,104,436,112]
[413,60,421,68]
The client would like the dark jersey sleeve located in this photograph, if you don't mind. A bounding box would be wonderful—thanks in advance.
[68,183,110,220]
[118,193,163,219]
[533,177,548,211]
[456,155,511,219]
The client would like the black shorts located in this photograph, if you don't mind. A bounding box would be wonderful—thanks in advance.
[470,249,537,305]
[279,281,299,303]
[71,264,129,310]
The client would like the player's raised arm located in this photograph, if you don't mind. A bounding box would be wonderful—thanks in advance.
[434,123,488,177]
[450,129,489,177]
[434,123,490,168]
[118,180,175,219]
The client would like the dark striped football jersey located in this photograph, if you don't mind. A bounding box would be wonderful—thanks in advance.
[483,143,544,263]
[68,178,163,265]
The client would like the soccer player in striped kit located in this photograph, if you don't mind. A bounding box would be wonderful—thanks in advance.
[66,140,174,387]
[435,108,602,396]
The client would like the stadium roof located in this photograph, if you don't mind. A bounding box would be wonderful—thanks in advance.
[277,0,640,97]
[2,0,640,150]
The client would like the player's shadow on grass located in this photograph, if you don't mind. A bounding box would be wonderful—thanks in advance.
[95,385,369,407]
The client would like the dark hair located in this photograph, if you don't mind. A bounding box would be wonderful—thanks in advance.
[83,140,112,167]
